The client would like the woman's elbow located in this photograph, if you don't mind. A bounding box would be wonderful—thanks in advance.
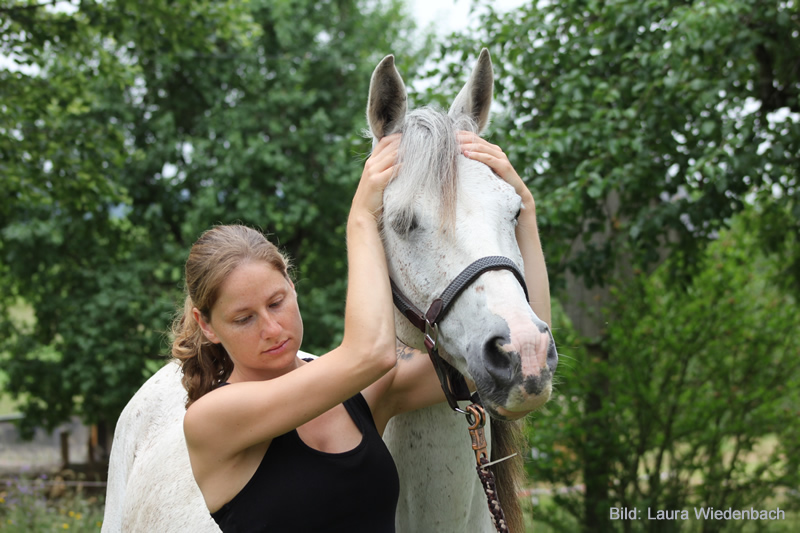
[377,343,398,372]
[363,339,397,374]
[341,336,397,374]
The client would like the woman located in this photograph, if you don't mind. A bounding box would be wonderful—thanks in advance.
[174,133,550,532]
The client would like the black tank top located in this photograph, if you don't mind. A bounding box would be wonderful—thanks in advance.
[210,392,399,533]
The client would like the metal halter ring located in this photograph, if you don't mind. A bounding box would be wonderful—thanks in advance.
[465,403,486,429]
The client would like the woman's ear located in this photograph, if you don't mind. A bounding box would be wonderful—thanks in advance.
[192,307,220,344]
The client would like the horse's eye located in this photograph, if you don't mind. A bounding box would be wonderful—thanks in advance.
[514,209,521,221]
[390,213,420,236]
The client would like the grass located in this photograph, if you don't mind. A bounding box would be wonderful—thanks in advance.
[518,431,799,531]
[0,474,104,532]
[522,491,579,532]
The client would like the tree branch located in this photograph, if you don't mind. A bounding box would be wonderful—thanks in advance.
[754,43,799,114]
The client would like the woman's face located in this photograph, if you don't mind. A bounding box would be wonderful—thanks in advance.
[194,261,304,381]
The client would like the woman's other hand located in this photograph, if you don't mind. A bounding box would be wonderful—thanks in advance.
[457,131,534,208]
[457,131,551,326]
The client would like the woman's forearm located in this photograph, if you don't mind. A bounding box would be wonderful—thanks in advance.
[455,132,552,326]
[342,214,396,359]
[516,194,552,327]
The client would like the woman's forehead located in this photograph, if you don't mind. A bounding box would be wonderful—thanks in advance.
[215,262,290,311]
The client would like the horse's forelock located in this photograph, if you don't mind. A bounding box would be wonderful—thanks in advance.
[388,107,478,232]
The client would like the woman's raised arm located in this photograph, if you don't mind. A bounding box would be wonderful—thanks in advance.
[184,134,402,461]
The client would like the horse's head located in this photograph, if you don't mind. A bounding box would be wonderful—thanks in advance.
[367,49,557,421]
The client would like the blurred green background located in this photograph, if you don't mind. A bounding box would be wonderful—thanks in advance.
[1,0,799,531]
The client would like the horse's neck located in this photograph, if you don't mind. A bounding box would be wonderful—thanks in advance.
[389,318,496,531]
[384,403,495,533]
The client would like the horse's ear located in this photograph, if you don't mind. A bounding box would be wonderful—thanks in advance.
[367,54,407,139]
[448,48,493,133]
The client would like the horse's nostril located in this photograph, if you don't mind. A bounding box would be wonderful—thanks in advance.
[483,336,513,384]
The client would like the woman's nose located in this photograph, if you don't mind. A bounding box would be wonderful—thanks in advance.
[259,314,281,340]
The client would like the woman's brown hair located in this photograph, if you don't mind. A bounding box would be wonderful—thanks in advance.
[172,225,291,408]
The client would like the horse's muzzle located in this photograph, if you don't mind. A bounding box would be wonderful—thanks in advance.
[476,326,557,420]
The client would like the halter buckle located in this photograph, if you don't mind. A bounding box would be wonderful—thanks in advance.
[423,321,439,352]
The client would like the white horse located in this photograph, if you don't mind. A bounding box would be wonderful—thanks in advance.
[102,49,556,533]
[370,49,556,533]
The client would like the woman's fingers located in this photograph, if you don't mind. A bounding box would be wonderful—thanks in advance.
[352,134,401,217]
[366,134,401,182]
[457,133,515,176]
[456,132,504,159]
[456,132,508,171]
[456,131,531,201]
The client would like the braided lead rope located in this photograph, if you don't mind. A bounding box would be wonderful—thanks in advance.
[466,404,511,533]
[477,458,509,533]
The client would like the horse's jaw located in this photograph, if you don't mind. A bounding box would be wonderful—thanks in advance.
[393,308,427,353]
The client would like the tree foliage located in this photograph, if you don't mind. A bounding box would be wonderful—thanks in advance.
[0,0,425,437]
[527,211,800,532]
[442,0,799,288]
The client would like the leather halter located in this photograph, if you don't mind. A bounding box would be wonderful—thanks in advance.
[390,255,529,413]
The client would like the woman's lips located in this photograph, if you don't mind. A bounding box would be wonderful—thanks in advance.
[262,339,289,355]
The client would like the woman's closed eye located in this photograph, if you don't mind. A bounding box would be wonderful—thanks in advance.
[233,315,252,325]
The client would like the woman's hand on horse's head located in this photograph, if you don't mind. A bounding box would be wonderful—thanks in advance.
[352,133,402,219]
[456,131,534,207]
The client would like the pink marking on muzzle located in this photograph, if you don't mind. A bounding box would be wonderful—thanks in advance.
[502,316,550,379]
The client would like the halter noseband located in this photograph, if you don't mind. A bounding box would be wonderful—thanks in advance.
[389,255,529,413]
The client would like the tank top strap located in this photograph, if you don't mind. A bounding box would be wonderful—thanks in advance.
[343,392,379,433]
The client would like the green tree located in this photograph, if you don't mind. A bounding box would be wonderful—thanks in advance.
[441,0,799,284]
[435,0,799,529]
[0,0,426,441]
[527,210,800,532]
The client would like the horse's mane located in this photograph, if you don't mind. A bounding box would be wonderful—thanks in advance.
[492,418,526,533]
[387,107,478,233]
